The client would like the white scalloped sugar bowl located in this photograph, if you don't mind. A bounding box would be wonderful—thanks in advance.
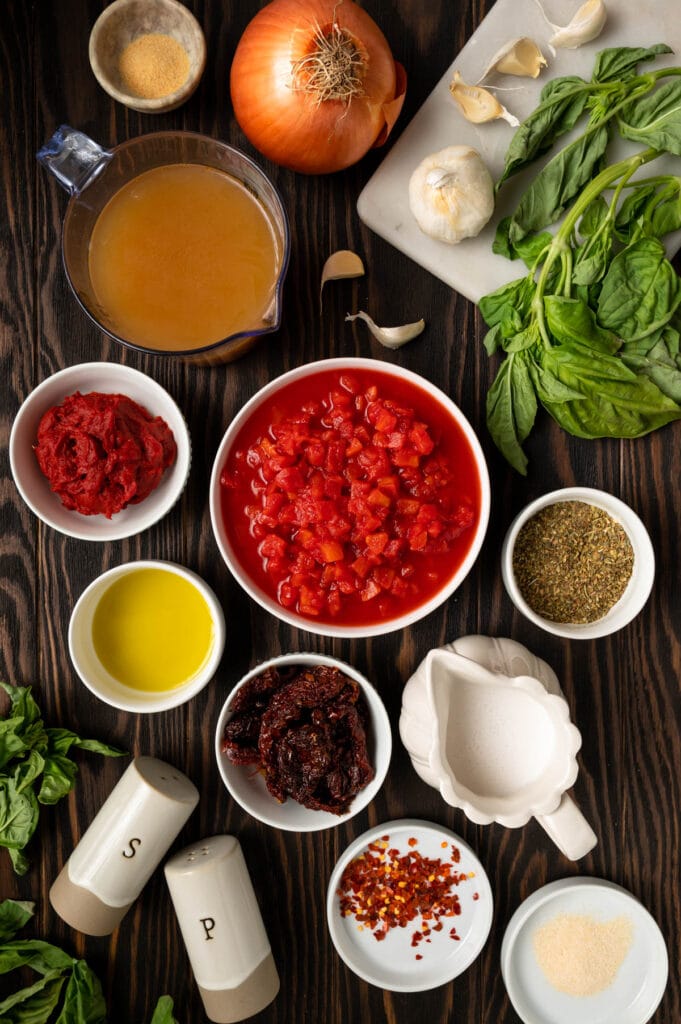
[399,636,597,861]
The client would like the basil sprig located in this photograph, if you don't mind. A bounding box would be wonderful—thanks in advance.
[0,900,176,1024]
[0,682,125,875]
[484,45,681,473]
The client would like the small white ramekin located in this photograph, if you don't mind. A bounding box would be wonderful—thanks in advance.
[501,487,655,640]
[215,652,392,832]
[69,560,225,713]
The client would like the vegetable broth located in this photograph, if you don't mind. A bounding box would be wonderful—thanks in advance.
[88,164,279,351]
[92,568,214,691]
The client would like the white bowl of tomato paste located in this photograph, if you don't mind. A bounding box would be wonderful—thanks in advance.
[215,652,392,831]
[209,358,490,637]
[10,362,190,541]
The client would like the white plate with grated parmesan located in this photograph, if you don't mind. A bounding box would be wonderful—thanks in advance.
[501,877,668,1023]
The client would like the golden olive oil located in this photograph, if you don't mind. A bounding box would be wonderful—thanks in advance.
[92,568,214,692]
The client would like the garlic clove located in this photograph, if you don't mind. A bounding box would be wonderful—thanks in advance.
[345,311,425,349]
[549,0,607,49]
[320,250,365,307]
[409,145,495,245]
[480,37,547,80]
[449,71,520,127]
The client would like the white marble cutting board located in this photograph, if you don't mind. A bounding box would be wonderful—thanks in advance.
[357,0,681,303]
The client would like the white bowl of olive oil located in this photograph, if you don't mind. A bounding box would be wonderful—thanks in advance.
[69,560,225,712]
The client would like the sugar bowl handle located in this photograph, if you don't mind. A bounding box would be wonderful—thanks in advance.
[535,794,598,861]
[37,125,112,196]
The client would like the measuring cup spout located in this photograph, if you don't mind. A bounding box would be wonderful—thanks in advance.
[37,125,113,197]
[535,794,598,861]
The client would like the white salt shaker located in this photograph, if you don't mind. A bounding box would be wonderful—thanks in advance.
[50,756,199,935]
[164,835,280,1023]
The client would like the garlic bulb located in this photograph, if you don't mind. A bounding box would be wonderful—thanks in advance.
[480,37,547,80]
[449,72,520,126]
[534,0,607,50]
[409,146,495,245]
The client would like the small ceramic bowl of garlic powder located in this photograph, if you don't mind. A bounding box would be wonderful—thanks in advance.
[89,0,206,113]
[501,877,668,1024]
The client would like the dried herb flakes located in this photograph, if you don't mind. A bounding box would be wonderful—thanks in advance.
[512,500,634,623]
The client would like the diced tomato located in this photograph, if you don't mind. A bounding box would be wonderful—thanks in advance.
[220,369,480,626]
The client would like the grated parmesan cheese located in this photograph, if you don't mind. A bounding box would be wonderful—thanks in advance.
[532,913,633,996]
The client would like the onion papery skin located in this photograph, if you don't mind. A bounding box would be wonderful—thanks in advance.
[230,0,406,174]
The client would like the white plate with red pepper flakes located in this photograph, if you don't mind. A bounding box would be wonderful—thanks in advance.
[326,818,493,991]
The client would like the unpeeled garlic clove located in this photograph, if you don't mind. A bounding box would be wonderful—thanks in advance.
[480,37,547,80]
[449,71,520,127]
[345,311,425,349]
[534,0,607,50]
[319,250,365,308]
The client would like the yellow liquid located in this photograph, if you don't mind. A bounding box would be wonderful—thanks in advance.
[92,568,215,692]
[88,163,280,351]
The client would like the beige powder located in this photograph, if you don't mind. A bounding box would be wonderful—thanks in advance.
[533,913,634,997]
[118,34,190,100]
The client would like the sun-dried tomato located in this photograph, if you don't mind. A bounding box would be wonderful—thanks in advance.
[222,665,374,814]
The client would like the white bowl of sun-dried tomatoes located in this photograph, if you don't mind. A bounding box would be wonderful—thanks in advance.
[209,358,490,638]
[215,652,392,831]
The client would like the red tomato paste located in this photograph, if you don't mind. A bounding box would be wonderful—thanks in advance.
[220,369,481,626]
[34,391,177,518]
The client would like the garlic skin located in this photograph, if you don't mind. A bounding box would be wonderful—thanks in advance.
[449,71,520,127]
[409,146,495,245]
[480,37,547,79]
[536,0,607,50]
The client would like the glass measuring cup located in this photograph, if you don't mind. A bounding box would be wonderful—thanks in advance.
[38,126,290,365]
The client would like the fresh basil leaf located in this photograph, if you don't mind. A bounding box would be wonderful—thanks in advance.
[0,685,42,730]
[14,752,45,795]
[505,322,540,353]
[0,900,34,943]
[528,362,585,404]
[8,848,30,876]
[623,334,681,402]
[598,237,681,341]
[54,961,107,1024]
[508,125,610,242]
[545,295,620,354]
[0,940,74,976]
[572,235,613,287]
[618,80,681,154]
[648,180,681,237]
[578,196,609,237]
[37,755,78,807]
[0,720,28,772]
[486,353,537,474]
[148,996,178,1024]
[478,275,535,328]
[0,970,66,1019]
[497,76,591,187]
[540,344,681,437]
[483,323,502,356]
[591,44,673,84]
[44,729,125,760]
[0,778,39,851]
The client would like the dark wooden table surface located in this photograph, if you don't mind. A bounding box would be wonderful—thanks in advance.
[1,1,679,1021]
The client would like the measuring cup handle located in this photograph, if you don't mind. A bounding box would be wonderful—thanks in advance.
[37,125,113,197]
[535,794,597,860]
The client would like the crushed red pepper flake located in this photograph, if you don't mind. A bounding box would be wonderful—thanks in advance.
[337,833,472,954]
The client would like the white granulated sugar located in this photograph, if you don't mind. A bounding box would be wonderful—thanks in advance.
[532,913,634,997]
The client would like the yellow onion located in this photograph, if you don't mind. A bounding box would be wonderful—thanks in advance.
[230,0,406,174]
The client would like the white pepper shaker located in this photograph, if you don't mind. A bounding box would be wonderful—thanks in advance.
[50,756,199,936]
[164,835,280,1023]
